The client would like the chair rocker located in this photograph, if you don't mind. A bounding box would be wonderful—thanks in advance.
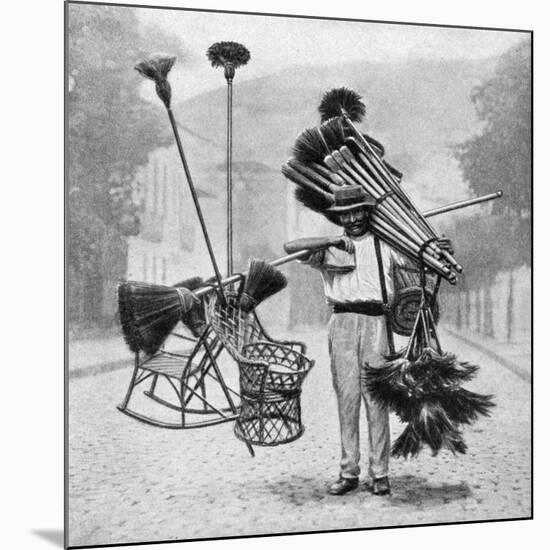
[117,325,241,429]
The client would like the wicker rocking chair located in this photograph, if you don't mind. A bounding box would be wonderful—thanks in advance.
[117,324,241,429]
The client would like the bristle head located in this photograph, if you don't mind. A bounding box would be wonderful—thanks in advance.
[292,127,330,164]
[320,117,348,150]
[134,53,176,82]
[206,41,250,69]
[318,87,366,122]
[239,260,287,312]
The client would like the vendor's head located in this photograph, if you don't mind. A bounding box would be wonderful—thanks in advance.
[327,185,376,237]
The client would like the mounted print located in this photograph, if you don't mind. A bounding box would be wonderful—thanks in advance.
[66,1,532,548]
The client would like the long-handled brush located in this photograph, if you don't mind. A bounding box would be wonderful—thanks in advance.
[135,54,226,304]
[238,259,288,313]
[118,281,199,355]
[207,42,250,276]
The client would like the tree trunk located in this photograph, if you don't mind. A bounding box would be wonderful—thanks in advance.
[483,281,494,338]
[475,288,481,334]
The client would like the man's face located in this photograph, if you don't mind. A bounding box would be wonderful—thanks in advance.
[339,207,369,237]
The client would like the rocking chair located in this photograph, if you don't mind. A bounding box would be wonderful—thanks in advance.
[117,324,241,429]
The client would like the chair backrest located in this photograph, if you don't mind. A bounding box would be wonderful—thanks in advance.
[205,292,268,361]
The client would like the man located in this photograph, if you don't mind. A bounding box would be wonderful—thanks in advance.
[285,185,451,496]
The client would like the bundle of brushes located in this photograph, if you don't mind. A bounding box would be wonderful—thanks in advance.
[238,259,288,313]
[118,281,199,356]
[365,297,495,458]
[281,87,462,283]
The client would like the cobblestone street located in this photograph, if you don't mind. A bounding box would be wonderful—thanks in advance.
[68,327,531,547]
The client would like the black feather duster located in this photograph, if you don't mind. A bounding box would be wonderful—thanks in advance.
[134,53,176,108]
[206,41,250,79]
[318,87,366,122]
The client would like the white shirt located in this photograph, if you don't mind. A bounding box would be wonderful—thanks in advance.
[305,233,404,305]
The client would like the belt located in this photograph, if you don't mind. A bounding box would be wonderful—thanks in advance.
[331,301,385,316]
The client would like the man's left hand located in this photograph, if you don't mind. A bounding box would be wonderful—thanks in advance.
[436,236,454,255]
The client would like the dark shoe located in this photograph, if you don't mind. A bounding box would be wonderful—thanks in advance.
[328,476,359,495]
[372,476,391,496]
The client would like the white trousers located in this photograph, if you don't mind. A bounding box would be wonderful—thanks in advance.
[328,312,391,480]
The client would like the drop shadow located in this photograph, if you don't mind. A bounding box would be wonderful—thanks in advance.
[378,474,472,507]
[264,473,472,508]
[32,529,64,548]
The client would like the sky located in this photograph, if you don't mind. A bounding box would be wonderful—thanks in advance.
[136,6,527,101]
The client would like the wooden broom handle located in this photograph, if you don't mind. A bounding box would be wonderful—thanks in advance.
[193,191,503,298]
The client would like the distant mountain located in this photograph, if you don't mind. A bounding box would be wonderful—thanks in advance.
[174,55,497,213]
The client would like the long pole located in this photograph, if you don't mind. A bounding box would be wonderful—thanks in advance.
[226,77,234,276]
[166,108,226,303]
[194,191,502,298]
[423,191,503,218]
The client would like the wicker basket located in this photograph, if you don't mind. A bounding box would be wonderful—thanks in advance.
[206,292,314,446]
[392,264,440,337]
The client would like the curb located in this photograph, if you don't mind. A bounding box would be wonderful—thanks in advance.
[442,327,531,383]
[69,358,132,380]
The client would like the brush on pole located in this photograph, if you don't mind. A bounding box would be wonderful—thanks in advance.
[319,88,440,236]
[238,259,288,313]
[118,281,199,355]
[135,54,226,305]
[207,42,250,277]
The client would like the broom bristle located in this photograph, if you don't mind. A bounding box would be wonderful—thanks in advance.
[206,41,250,68]
[292,128,330,165]
[117,281,196,355]
[320,117,348,151]
[318,87,366,122]
[239,260,287,312]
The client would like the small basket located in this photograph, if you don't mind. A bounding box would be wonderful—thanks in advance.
[234,390,304,446]
[392,265,440,337]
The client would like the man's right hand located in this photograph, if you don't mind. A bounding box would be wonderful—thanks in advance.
[330,236,355,254]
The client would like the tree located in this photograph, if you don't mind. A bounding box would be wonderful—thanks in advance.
[454,39,531,218]
[450,39,531,342]
[68,4,183,327]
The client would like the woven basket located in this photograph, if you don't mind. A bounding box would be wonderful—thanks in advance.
[392,265,440,337]
[206,292,314,446]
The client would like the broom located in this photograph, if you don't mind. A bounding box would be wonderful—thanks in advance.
[207,41,251,276]
[238,259,288,313]
[118,281,199,356]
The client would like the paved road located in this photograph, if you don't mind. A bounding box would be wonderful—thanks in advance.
[68,329,531,547]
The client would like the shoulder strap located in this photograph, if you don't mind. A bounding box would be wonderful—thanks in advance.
[373,236,395,355]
